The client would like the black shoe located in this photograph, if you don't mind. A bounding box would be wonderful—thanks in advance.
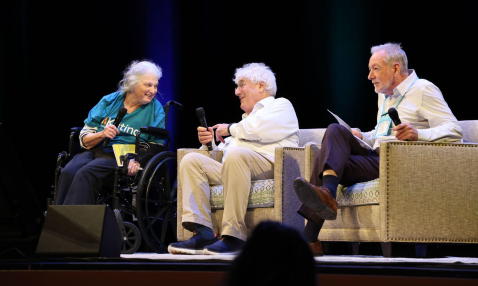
[168,232,218,255]
[203,236,245,255]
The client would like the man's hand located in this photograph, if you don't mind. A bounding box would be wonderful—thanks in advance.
[212,124,230,144]
[198,126,214,145]
[352,128,362,139]
[102,124,120,139]
[393,122,418,141]
[127,159,140,176]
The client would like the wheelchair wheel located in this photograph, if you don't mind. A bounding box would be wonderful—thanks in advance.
[121,221,142,254]
[136,151,177,253]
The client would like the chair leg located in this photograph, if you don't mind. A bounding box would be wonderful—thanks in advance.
[381,242,392,257]
[415,244,427,258]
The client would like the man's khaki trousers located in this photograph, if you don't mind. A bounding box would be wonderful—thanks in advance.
[180,147,274,241]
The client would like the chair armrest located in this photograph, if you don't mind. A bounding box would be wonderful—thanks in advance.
[274,146,309,231]
[304,144,321,181]
[379,141,478,242]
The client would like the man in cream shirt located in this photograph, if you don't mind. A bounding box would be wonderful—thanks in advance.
[293,43,462,256]
[169,63,299,255]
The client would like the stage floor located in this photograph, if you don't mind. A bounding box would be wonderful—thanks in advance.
[2,253,478,286]
[123,252,478,264]
[2,253,478,274]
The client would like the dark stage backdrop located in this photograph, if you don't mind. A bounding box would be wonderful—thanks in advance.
[1,0,476,208]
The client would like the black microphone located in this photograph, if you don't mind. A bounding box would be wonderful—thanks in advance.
[196,107,213,151]
[103,107,127,146]
[388,107,402,126]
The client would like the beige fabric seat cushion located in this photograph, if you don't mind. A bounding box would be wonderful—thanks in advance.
[210,179,275,209]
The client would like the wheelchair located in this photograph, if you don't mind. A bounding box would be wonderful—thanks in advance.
[51,100,183,254]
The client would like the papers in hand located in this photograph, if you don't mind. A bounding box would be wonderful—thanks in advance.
[112,144,135,166]
[327,110,373,150]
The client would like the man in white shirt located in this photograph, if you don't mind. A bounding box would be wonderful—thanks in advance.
[293,43,463,256]
[169,63,299,255]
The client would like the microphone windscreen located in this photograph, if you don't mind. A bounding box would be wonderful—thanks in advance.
[388,107,401,125]
[196,107,205,119]
[112,107,128,126]
[118,107,127,117]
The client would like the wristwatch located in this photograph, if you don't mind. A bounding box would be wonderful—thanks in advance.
[228,123,235,136]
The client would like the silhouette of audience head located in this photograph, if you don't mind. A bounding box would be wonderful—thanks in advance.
[223,220,316,286]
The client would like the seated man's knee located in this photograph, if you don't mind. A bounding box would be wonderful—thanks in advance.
[180,152,208,172]
[327,123,344,131]
[325,123,348,136]
[223,147,247,164]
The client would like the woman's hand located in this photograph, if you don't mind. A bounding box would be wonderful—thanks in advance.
[83,124,120,149]
[127,159,141,176]
[102,124,120,139]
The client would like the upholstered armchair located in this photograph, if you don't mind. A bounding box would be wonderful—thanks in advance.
[305,120,478,257]
[176,129,325,241]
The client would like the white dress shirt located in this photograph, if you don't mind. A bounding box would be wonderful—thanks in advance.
[362,70,462,150]
[204,96,299,163]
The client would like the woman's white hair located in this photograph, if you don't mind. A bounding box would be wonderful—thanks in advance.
[371,43,408,75]
[233,63,277,96]
[118,60,162,93]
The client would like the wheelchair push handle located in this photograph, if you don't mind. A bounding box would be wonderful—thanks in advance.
[166,100,183,110]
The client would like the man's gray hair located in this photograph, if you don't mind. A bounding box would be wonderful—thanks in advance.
[233,63,277,97]
[118,60,162,94]
[371,43,408,75]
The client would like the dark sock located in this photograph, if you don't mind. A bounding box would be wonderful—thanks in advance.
[323,174,340,199]
[302,220,322,243]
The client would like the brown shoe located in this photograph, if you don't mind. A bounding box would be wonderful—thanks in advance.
[309,240,323,257]
[294,177,338,220]
[297,204,325,226]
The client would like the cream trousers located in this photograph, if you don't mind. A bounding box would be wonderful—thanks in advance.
[179,147,274,241]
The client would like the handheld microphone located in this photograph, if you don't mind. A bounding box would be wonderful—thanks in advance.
[103,107,127,146]
[196,107,213,151]
[388,107,402,126]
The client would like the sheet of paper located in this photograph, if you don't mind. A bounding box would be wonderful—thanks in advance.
[112,144,136,166]
[327,109,352,132]
[327,109,373,150]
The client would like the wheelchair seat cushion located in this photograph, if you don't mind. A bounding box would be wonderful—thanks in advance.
[210,179,275,209]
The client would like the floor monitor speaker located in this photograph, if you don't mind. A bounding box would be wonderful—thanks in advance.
[36,205,122,257]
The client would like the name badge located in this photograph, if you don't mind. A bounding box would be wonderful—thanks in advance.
[374,114,392,138]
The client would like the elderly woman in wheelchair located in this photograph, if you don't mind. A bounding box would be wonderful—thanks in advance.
[53,60,182,253]
[55,60,166,205]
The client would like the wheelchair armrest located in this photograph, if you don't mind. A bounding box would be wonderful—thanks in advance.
[70,127,82,141]
[140,126,170,138]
